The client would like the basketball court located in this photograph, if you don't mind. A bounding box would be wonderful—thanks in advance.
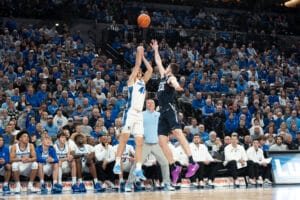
[2,186,299,200]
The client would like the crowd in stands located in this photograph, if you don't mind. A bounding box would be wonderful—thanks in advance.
[0,0,299,194]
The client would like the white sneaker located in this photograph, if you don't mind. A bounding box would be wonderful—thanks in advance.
[234,179,239,186]
[199,181,205,188]
[191,182,199,187]
[207,179,214,186]
[264,179,272,185]
[257,177,263,185]
[14,185,21,193]
[249,179,256,185]
[125,184,132,192]
[164,183,175,191]
[155,182,161,189]
[105,181,116,188]
[28,186,40,193]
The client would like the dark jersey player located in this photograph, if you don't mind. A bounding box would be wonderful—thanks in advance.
[151,40,199,185]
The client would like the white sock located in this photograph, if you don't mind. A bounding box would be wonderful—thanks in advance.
[119,178,124,183]
[79,178,83,183]
[53,180,57,185]
[28,182,33,188]
[136,163,142,170]
[72,177,77,185]
[115,157,121,165]
[3,182,8,187]
[93,178,98,184]
[40,180,44,184]
[16,182,21,187]
[58,167,62,185]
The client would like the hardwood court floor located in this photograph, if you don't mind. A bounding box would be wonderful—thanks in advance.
[4,186,299,200]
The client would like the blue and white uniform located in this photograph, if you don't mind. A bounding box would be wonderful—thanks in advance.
[36,145,59,176]
[12,143,38,176]
[113,144,135,172]
[122,79,146,136]
[54,143,71,174]
[74,144,94,172]
[0,145,9,176]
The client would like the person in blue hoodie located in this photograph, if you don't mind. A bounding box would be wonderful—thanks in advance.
[36,135,61,194]
[0,135,11,194]
[225,113,239,136]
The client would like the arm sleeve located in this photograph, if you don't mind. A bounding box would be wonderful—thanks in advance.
[36,146,47,163]
[4,147,10,164]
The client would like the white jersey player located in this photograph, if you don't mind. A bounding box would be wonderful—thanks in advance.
[54,132,78,191]
[11,130,38,193]
[113,45,153,181]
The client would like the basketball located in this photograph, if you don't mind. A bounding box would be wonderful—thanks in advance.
[137,14,151,28]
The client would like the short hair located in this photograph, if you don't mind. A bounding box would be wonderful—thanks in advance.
[16,130,29,140]
[57,132,67,139]
[170,63,180,75]
[74,134,84,141]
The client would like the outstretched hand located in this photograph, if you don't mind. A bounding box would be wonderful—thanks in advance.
[175,86,184,91]
[137,46,144,55]
[150,39,158,50]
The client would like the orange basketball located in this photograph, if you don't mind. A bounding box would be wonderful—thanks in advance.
[137,14,151,28]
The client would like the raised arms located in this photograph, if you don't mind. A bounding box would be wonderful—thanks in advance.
[142,56,153,84]
[151,40,165,78]
[127,46,144,86]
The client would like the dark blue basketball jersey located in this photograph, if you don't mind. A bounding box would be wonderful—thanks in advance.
[157,76,176,109]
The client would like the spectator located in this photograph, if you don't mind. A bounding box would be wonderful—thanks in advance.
[269,136,287,151]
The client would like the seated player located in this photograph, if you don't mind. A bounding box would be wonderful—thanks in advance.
[0,135,11,194]
[71,133,104,192]
[11,130,39,193]
[54,132,80,192]
[36,135,61,194]
[113,134,135,191]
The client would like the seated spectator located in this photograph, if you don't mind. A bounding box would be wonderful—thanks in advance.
[225,113,239,136]
[198,124,209,143]
[269,136,287,151]
[43,115,59,139]
[205,131,218,151]
[188,118,199,135]
[285,134,298,150]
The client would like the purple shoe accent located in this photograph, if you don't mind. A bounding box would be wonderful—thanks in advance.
[185,163,199,178]
[171,166,182,184]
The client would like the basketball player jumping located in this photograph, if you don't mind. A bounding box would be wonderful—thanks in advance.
[151,40,199,185]
[113,45,153,180]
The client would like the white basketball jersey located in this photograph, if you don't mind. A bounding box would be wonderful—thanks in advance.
[41,151,49,160]
[127,79,146,112]
[74,144,94,155]
[15,143,31,159]
[54,143,68,158]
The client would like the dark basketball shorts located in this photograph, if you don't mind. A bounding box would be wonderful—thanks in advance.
[158,106,181,136]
